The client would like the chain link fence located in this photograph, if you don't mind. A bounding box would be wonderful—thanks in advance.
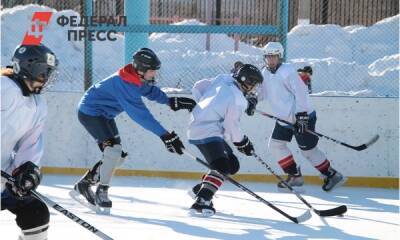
[293,0,399,97]
[1,0,399,96]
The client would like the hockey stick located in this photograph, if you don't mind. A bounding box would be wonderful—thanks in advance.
[255,109,379,151]
[252,153,347,217]
[1,171,113,240]
[183,150,312,224]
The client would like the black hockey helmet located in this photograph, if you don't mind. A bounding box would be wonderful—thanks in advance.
[132,48,161,73]
[233,64,263,92]
[297,66,313,75]
[230,61,244,73]
[12,44,58,93]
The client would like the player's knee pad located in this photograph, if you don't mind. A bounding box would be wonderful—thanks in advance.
[228,154,240,175]
[268,138,291,161]
[209,157,231,175]
[16,198,49,232]
[20,223,49,240]
[98,138,121,152]
[300,147,326,166]
[99,144,122,185]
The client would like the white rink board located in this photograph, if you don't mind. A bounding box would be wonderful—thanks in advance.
[42,92,399,178]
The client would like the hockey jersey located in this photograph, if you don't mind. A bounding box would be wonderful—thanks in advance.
[188,74,247,143]
[79,64,169,137]
[1,76,47,188]
[259,63,314,123]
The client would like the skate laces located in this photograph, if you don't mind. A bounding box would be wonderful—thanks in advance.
[322,169,337,183]
[97,186,109,199]
[197,197,212,206]
[287,167,302,182]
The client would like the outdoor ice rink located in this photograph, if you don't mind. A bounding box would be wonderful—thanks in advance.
[1,175,398,240]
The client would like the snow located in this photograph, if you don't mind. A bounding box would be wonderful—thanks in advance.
[369,54,400,77]
[1,175,399,239]
[1,5,398,96]
[287,15,399,97]
[311,89,375,97]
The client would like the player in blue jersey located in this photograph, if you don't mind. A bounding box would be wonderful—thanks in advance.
[73,48,196,212]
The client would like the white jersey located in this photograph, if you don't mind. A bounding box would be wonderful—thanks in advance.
[1,76,47,181]
[258,63,314,123]
[188,74,247,143]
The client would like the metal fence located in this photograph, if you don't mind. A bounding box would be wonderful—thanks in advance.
[310,0,399,26]
[300,0,399,97]
[1,0,398,97]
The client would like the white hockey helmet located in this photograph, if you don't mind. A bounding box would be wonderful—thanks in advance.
[262,42,284,58]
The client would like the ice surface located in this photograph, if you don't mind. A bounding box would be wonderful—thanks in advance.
[1,175,398,239]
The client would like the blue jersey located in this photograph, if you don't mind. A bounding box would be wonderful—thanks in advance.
[79,64,169,137]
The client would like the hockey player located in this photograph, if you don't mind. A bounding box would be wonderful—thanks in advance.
[1,44,58,240]
[187,64,263,216]
[255,42,346,192]
[73,48,196,212]
[297,66,313,93]
[245,65,313,117]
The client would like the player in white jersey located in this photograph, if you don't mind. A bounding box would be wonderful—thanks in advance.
[250,42,346,192]
[1,44,58,240]
[187,64,263,217]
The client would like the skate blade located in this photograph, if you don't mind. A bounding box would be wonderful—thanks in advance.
[277,186,305,194]
[96,206,111,215]
[69,190,97,212]
[189,208,215,217]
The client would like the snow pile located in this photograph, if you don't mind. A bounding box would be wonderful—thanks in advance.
[288,15,399,97]
[1,4,398,96]
[368,54,399,77]
[288,15,399,65]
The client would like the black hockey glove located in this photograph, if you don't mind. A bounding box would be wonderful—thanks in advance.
[6,161,42,198]
[169,97,197,112]
[160,131,185,155]
[245,93,258,116]
[233,135,254,156]
[295,112,309,134]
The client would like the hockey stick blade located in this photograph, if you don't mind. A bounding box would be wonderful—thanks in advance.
[226,174,312,224]
[313,205,347,217]
[348,134,379,151]
[294,209,312,223]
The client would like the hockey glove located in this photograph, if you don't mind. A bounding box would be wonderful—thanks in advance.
[160,131,185,155]
[6,161,42,198]
[233,135,254,156]
[169,97,197,112]
[245,93,258,116]
[295,112,309,134]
